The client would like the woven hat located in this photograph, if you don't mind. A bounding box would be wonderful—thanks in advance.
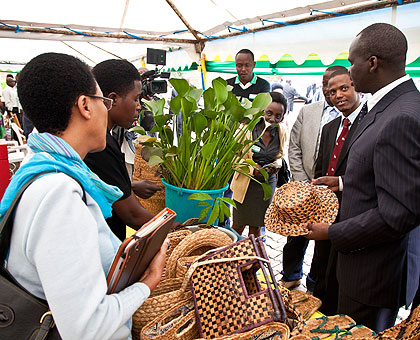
[265,181,339,236]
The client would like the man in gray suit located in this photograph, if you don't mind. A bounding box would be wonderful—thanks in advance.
[282,80,307,112]
[281,66,344,290]
[308,23,420,332]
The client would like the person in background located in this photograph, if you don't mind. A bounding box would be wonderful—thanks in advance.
[281,66,344,292]
[1,52,167,339]
[2,74,19,116]
[306,81,317,103]
[227,49,270,101]
[307,23,420,333]
[282,79,307,113]
[312,68,362,315]
[84,59,160,241]
[231,92,287,238]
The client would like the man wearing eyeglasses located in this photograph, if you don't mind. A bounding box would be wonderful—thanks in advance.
[84,59,161,241]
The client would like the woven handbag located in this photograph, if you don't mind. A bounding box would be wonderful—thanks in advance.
[140,299,199,340]
[189,235,288,339]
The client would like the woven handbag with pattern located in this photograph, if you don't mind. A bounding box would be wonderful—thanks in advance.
[189,235,287,339]
[140,299,199,340]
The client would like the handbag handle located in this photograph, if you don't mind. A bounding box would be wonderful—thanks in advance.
[0,171,86,264]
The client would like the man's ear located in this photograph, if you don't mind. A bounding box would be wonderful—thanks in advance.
[368,56,379,73]
[108,92,118,105]
[76,95,91,120]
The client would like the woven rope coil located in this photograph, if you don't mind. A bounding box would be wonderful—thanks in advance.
[166,229,233,278]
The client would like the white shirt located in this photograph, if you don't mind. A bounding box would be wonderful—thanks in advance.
[335,102,363,141]
[2,85,18,111]
[367,74,411,112]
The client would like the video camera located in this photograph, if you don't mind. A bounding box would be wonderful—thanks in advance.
[141,48,170,97]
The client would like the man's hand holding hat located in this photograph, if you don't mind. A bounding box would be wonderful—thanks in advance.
[305,222,330,240]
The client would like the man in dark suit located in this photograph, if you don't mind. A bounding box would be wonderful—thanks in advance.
[312,68,362,315]
[307,23,420,332]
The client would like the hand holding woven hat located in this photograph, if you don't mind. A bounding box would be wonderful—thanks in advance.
[264,181,339,236]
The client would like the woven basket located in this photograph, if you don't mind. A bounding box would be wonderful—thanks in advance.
[176,256,198,278]
[132,144,166,215]
[278,288,305,334]
[162,230,192,278]
[289,290,322,320]
[140,299,199,340]
[132,276,192,340]
[166,229,233,278]
[193,322,290,340]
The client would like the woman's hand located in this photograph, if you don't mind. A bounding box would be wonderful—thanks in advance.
[140,239,169,291]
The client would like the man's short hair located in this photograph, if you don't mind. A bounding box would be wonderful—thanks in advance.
[357,23,407,68]
[236,49,254,60]
[92,59,141,97]
[270,91,287,115]
[6,74,14,79]
[17,53,96,134]
[325,65,347,74]
[329,68,349,80]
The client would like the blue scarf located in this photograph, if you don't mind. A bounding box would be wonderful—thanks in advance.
[0,132,122,220]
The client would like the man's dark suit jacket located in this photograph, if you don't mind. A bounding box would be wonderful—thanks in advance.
[312,114,359,314]
[329,79,420,309]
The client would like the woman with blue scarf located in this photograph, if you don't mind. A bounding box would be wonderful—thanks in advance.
[0,53,167,340]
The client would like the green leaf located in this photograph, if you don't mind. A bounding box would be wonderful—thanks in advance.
[161,126,174,145]
[169,95,181,114]
[207,201,220,226]
[258,167,269,182]
[204,110,218,119]
[149,155,164,167]
[197,202,211,207]
[244,107,260,119]
[169,78,190,97]
[220,201,231,220]
[220,197,236,208]
[229,103,246,122]
[201,142,217,159]
[243,159,258,168]
[192,113,208,137]
[187,192,213,201]
[137,135,157,143]
[188,87,204,102]
[218,201,225,223]
[261,183,273,201]
[198,206,211,222]
[130,125,146,135]
[154,114,172,128]
[241,98,252,109]
[144,98,165,115]
[212,77,228,105]
[252,92,272,111]
[203,87,216,111]
[181,97,194,117]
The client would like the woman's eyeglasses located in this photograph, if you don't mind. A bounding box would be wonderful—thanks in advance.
[86,95,114,111]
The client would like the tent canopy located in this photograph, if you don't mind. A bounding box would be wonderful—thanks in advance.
[1,0,419,71]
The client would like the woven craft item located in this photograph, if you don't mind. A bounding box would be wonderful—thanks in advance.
[189,235,287,339]
[337,325,376,339]
[289,336,311,340]
[162,230,192,278]
[131,277,192,340]
[176,256,199,278]
[166,229,233,278]
[293,314,356,339]
[140,299,199,340]
[265,181,339,237]
[132,144,166,215]
[194,322,290,340]
[374,303,420,340]
[288,290,322,320]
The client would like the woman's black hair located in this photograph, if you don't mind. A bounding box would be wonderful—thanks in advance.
[18,53,97,134]
[269,91,287,115]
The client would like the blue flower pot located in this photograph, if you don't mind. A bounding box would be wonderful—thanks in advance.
[162,180,229,224]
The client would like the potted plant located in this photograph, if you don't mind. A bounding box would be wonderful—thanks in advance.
[133,77,272,225]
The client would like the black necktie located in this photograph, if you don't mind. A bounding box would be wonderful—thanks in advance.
[358,102,368,123]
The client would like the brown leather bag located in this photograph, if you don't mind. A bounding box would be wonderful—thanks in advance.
[0,171,85,339]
